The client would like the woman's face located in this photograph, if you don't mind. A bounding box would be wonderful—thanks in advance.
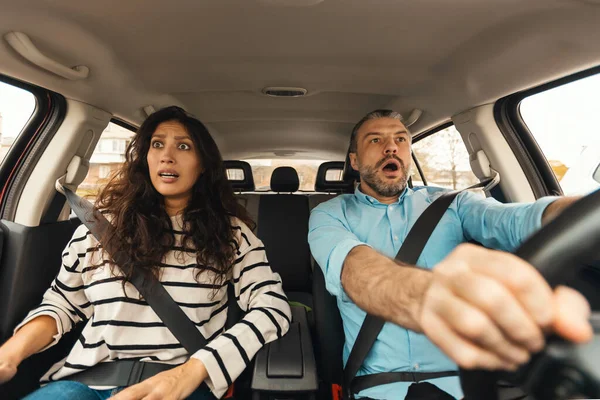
[146,121,202,210]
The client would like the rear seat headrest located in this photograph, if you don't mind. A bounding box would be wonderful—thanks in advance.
[223,160,255,192]
[315,161,354,193]
[270,166,299,192]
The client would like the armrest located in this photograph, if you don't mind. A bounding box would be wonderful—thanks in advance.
[251,306,318,393]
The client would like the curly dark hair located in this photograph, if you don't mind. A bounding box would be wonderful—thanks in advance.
[94,106,254,287]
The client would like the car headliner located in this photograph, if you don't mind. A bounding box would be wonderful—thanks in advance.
[0,0,599,160]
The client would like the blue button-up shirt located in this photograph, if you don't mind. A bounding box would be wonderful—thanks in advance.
[308,185,556,399]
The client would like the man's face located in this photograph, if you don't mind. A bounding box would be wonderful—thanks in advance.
[349,117,412,199]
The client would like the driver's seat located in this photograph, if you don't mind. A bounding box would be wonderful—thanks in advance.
[310,159,356,398]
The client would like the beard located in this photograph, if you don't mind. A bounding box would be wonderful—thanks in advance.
[358,155,410,198]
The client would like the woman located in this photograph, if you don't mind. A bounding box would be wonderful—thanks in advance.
[0,106,291,399]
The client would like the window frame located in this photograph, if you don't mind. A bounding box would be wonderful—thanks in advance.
[0,74,64,219]
[411,122,454,185]
[495,65,600,197]
[411,121,483,190]
[80,119,137,197]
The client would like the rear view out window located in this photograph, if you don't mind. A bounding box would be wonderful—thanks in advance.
[325,167,344,182]
[0,81,36,165]
[226,168,246,181]
[245,159,322,191]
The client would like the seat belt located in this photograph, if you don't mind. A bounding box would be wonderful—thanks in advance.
[62,187,242,390]
[343,180,492,399]
[64,186,209,354]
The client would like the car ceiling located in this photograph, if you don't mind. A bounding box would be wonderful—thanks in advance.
[0,0,599,160]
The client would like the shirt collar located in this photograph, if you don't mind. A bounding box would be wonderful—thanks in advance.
[354,184,411,206]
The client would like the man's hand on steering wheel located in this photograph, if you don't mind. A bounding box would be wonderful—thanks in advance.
[419,243,593,371]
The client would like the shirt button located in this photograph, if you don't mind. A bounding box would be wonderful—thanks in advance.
[389,205,394,211]
[414,363,420,370]
[394,236,399,241]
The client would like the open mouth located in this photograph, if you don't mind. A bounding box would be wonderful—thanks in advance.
[159,172,180,178]
[382,162,399,172]
[381,159,401,173]
[158,171,180,182]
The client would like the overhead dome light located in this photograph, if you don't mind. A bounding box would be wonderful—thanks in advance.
[274,150,297,157]
[262,87,308,97]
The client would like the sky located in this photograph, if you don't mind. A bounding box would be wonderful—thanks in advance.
[0,81,36,140]
[1,73,599,170]
[520,72,600,168]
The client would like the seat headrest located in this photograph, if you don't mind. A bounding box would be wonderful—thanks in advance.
[342,151,360,183]
[315,161,354,193]
[270,166,299,192]
[223,160,255,192]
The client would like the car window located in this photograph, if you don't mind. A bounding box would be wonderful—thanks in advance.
[77,122,136,200]
[411,125,481,190]
[0,81,36,165]
[245,159,322,191]
[520,72,600,196]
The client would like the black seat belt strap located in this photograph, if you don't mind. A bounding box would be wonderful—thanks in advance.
[343,180,492,398]
[352,371,459,393]
[64,187,208,354]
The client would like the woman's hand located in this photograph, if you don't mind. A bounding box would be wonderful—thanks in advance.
[0,349,20,384]
[0,359,18,384]
[0,315,58,385]
[109,358,208,400]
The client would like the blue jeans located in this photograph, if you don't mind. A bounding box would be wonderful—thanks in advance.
[22,380,215,400]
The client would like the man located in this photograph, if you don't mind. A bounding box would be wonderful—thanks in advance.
[308,110,592,399]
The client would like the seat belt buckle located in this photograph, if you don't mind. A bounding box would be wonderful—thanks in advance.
[332,383,342,400]
[224,384,235,398]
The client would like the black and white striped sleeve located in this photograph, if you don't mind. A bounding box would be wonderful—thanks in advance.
[192,221,291,398]
[14,224,95,351]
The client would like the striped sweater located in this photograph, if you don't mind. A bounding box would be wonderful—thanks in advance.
[16,215,291,398]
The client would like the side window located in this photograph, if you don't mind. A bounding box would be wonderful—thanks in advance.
[520,72,600,196]
[411,125,480,190]
[0,81,36,165]
[78,121,136,200]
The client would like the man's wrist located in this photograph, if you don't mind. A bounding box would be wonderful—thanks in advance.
[381,264,433,332]
[541,196,580,225]
[398,266,433,332]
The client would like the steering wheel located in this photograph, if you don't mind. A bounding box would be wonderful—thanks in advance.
[460,188,600,400]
